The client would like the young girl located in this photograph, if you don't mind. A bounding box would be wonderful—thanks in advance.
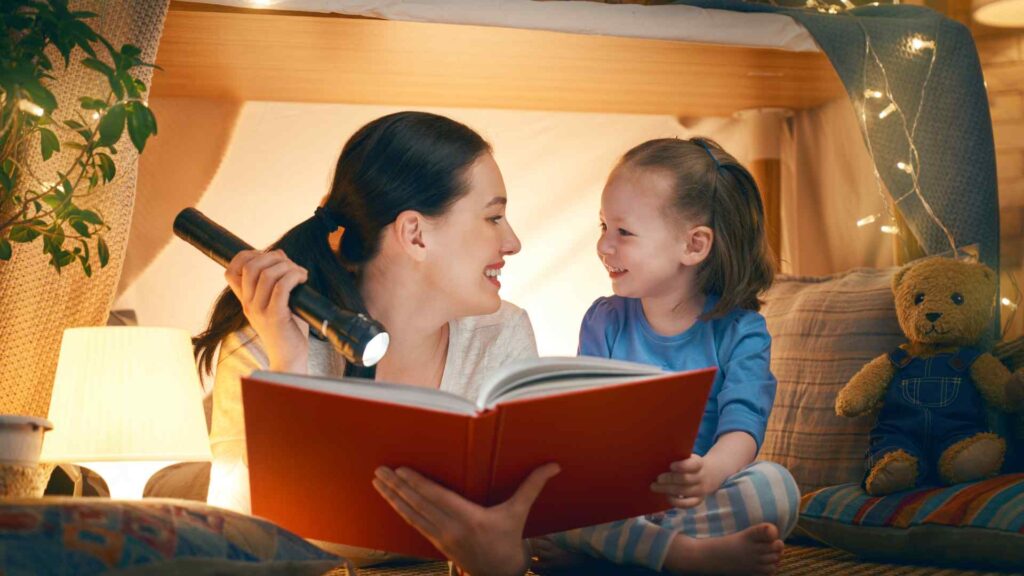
[535,138,799,575]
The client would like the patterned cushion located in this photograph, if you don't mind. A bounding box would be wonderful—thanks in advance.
[0,497,343,575]
[758,268,905,494]
[798,475,1024,570]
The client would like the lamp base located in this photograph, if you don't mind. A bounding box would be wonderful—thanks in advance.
[81,461,176,500]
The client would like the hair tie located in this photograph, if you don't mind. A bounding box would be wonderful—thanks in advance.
[694,140,721,170]
[314,206,348,233]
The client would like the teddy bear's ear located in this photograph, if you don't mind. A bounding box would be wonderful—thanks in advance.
[892,261,914,291]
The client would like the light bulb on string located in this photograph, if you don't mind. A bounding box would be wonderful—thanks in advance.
[18,100,44,117]
[880,224,900,235]
[878,102,897,119]
[864,89,883,99]
[897,161,914,174]
[857,214,881,227]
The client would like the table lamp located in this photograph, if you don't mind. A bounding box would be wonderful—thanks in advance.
[41,327,212,499]
[974,0,1024,27]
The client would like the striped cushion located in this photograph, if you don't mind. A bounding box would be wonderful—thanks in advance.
[758,268,905,494]
[798,475,1024,569]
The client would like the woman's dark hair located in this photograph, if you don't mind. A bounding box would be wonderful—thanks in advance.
[619,137,775,319]
[194,111,492,374]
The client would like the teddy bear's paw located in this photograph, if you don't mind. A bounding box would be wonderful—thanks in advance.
[939,433,1005,485]
[865,450,918,496]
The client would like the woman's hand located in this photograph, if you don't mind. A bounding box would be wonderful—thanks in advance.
[224,249,310,373]
[650,454,711,509]
[373,463,560,576]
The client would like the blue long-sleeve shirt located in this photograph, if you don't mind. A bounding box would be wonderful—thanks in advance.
[578,294,776,455]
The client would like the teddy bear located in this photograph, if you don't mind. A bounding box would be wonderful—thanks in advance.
[835,256,1024,496]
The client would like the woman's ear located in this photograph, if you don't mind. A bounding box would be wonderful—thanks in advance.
[681,225,713,267]
[392,210,428,262]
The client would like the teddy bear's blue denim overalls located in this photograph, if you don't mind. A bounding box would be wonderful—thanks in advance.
[866,347,987,485]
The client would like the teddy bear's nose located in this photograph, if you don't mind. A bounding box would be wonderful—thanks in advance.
[926,312,942,323]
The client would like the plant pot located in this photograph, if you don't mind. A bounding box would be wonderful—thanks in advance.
[0,415,54,498]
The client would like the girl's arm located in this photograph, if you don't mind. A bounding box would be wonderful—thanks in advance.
[701,431,757,490]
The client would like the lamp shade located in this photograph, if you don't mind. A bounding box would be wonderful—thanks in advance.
[974,0,1024,27]
[41,327,211,464]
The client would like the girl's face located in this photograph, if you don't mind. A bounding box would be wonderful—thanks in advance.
[598,165,690,299]
[424,154,521,317]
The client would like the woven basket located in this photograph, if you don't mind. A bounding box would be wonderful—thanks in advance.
[0,462,54,498]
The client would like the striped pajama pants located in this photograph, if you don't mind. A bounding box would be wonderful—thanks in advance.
[545,461,801,572]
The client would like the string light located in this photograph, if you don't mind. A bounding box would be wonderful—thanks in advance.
[1003,297,1017,310]
[864,89,884,99]
[857,214,881,227]
[18,100,44,117]
[897,161,914,174]
[880,225,900,234]
[89,111,100,122]
[878,102,897,119]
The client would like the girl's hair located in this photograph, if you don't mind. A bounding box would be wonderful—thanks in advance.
[619,137,775,319]
[193,111,492,374]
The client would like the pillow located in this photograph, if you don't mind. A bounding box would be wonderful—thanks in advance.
[758,268,906,494]
[0,497,344,575]
[798,474,1024,570]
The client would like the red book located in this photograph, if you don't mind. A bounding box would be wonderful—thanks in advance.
[242,357,714,559]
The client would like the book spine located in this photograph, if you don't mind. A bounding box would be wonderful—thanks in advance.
[464,410,498,505]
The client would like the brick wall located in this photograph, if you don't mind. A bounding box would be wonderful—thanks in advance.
[976,31,1024,339]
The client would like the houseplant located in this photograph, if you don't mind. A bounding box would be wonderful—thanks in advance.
[0,0,157,275]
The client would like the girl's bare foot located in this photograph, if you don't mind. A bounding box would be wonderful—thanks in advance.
[662,523,784,575]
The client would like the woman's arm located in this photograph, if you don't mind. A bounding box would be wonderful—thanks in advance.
[373,463,560,576]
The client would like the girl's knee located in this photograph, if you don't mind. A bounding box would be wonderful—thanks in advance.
[743,461,801,537]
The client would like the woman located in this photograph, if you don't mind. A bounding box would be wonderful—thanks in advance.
[195,111,555,576]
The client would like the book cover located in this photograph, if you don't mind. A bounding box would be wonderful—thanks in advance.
[242,361,715,558]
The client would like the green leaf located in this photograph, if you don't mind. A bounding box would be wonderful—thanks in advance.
[125,102,153,152]
[20,79,58,112]
[121,44,142,58]
[39,128,60,160]
[78,210,102,225]
[0,238,11,261]
[54,250,75,268]
[79,255,92,277]
[64,119,85,130]
[9,226,41,243]
[71,220,91,237]
[95,153,115,182]
[97,103,126,147]
[98,236,109,267]
[78,97,107,110]
[82,57,122,99]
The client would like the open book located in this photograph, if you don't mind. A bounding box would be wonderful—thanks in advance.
[242,356,715,558]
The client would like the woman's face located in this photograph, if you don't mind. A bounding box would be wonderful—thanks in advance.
[424,153,521,317]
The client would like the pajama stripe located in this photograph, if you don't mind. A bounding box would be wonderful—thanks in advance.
[545,461,800,571]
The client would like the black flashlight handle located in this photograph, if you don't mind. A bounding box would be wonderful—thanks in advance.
[173,207,387,367]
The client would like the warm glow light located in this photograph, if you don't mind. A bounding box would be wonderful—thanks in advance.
[18,100,44,117]
[878,102,897,119]
[973,0,1024,27]
[41,327,211,499]
[880,225,900,234]
[864,89,883,99]
[897,161,914,174]
[857,214,879,227]
[1002,297,1018,310]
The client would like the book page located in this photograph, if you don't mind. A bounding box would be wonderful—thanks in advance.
[476,356,664,410]
[250,371,479,415]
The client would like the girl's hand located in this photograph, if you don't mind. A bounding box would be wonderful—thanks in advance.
[650,454,710,509]
[373,463,560,576]
[224,249,310,373]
